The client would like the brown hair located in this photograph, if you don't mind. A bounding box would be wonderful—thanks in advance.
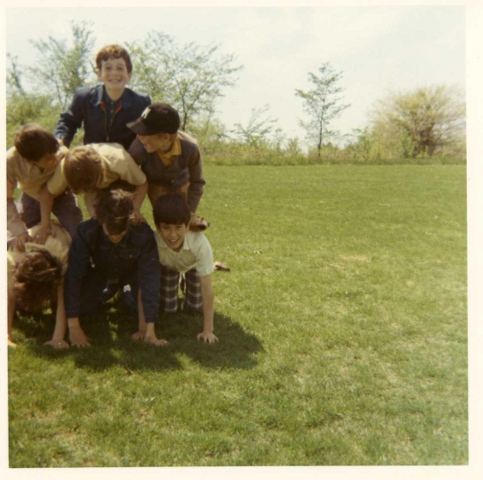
[14,124,59,161]
[94,188,134,235]
[153,193,191,227]
[13,250,63,313]
[96,44,133,73]
[64,146,103,193]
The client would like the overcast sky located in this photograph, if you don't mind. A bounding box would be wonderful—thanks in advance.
[4,2,467,146]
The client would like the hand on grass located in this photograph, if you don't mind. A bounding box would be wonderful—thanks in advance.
[197,331,219,344]
[132,330,168,346]
[69,326,91,347]
[144,334,169,347]
[43,338,69,349]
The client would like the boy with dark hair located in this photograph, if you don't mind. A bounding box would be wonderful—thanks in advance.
[153,193,218,344]
[48,143,148,222]
[127,103,209,230]
[54,44,151,150]
[64,188,167,347]
[7,124,83,248]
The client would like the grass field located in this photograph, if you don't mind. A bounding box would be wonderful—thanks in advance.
[8,164,467,467]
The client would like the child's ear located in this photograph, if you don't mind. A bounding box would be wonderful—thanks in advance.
[96,69,102,79]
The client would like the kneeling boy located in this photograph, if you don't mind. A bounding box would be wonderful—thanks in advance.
[64,188,166,347]
[153,193,218,344]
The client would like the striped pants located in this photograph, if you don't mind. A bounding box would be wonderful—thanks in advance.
[160,265,202,313]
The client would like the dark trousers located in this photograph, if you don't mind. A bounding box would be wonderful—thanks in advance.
[78,267,139,318]
[18,190,83,239]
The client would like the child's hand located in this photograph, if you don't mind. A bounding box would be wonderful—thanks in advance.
[8,336,17,348]
[197,331,219,344]
[131,329,146,342]
[11,233,31,251]
[43,338,69,349]
[132,330,168,346]
[34,224,55,244]
[144,334,169,347]
[130,210,146,225]
[69,326,91,347]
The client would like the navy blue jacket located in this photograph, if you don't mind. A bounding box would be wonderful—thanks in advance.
[64,219,160,323]
[54,85,151,150]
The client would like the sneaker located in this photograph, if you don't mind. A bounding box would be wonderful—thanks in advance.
[189,215,210,232]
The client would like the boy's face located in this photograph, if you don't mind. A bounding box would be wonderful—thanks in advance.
[102,225,127,244]
[137,133,172,153]
[158,223,188,252]
[97,57,132,92]
[28,152,59,170]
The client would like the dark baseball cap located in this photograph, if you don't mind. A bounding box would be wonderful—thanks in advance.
[127,103,180,135]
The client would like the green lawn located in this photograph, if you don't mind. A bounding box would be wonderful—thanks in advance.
[8,165,467,466]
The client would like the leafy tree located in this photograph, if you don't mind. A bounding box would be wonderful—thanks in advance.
[28,21,96,109]
[232,104,280,147]
[128,32,242,131]
[370,85,466,158]
[6,55,59,146]
[295,62,350,159]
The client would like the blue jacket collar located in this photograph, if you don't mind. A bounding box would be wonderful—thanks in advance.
[92,85,133,110]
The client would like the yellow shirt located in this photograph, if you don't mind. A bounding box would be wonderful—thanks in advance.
[157,136,181,167]
[48,143,147,195]
[6,146,69,200]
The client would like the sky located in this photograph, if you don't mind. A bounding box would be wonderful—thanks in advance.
[3,2,467,147]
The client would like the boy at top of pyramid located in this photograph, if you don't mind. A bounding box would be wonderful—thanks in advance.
[54,44,151,150]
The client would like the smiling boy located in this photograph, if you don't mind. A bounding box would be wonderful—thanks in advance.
[6,124,83,248]
[153,193,218,344]
[54,44,151,150]
[127,103,207,221]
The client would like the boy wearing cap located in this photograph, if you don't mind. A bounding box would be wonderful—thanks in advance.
[127,103,207,222]
[54,44,151,150]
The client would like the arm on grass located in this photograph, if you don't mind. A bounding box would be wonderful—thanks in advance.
[197,274,218,343]
[44,284,69,349]
[131,288,168,346]
[67,317,90,347]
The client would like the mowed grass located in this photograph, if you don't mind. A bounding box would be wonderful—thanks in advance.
[8,165,467,466]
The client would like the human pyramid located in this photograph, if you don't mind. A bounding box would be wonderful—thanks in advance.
[7,44,220,349]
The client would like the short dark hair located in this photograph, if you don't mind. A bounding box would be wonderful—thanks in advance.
[13,250,63,313]
[95,188,134,235]
[14,124,59,161]
[153,193,191,227]
[64,146,103,194]
[96,44,133,73]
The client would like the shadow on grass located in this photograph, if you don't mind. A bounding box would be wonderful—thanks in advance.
[14,300,264,373]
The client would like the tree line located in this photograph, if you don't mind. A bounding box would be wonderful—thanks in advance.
[7,21,466,165]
